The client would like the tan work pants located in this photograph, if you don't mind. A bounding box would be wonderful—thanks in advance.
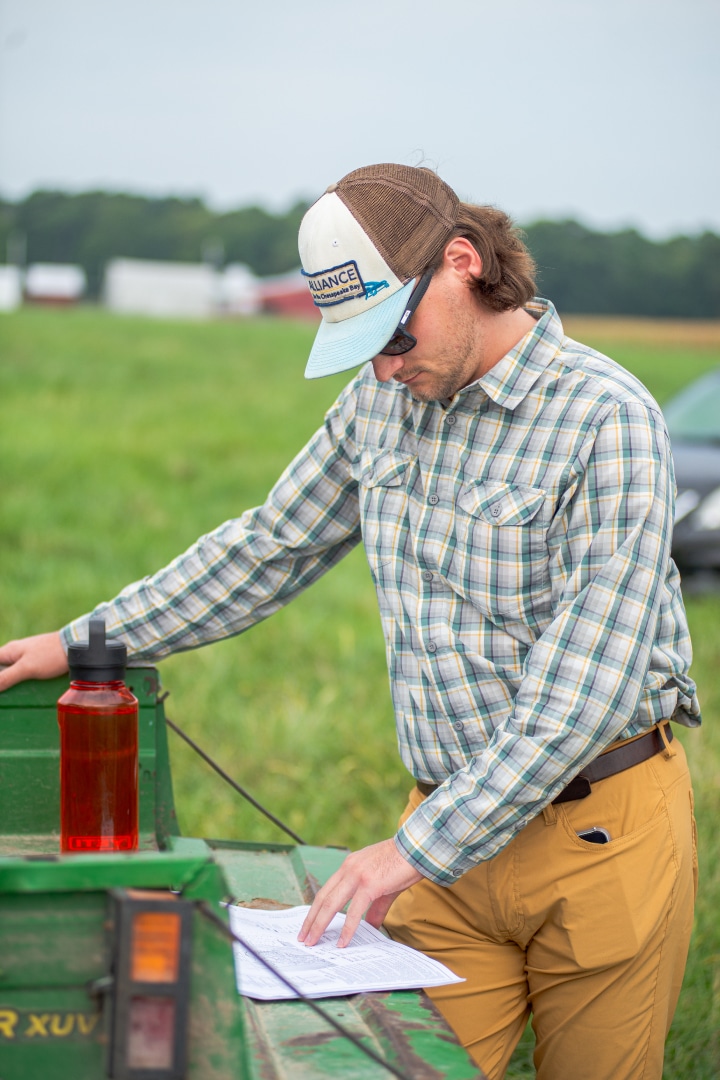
[384,735,697,1080]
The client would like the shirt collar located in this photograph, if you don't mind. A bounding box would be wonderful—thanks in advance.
[458,298,565,411]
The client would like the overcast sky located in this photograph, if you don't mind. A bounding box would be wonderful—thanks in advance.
[1,0,718,238]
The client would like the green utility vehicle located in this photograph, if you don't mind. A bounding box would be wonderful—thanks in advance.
[0,667,484,1079]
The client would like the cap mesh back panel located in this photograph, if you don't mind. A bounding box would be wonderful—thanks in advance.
[336,164,459,280]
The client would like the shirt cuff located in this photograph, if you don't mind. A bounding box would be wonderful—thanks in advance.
[395,804,479,886]
[60,619,86,651]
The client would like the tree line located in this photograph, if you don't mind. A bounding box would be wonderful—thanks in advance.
[1,189,718,317]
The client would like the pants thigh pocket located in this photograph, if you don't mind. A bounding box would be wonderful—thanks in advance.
[551,805,677,970]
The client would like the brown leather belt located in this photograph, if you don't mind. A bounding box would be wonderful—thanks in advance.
[415,723,673,804]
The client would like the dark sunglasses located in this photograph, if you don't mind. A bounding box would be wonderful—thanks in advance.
[380,269,433,356]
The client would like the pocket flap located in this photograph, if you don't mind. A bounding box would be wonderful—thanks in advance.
[350,449,413,488]
[458,480,546,525]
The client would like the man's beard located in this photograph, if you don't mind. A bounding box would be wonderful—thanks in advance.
[405,357,474,402]
[403,315,482,402]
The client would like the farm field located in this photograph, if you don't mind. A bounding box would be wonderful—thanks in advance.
[1,306,719,1077]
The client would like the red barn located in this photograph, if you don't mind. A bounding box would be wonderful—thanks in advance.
[257,270,319,320]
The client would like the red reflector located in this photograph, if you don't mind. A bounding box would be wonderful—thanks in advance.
[127,997,176,1069]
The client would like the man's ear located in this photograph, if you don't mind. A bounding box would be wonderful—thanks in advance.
[441,236,483,281]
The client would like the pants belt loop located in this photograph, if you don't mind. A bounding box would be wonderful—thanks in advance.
[542,803,557,826]
[658,720,676,759]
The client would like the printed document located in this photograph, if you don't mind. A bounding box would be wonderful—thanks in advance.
[227,904,464,1000]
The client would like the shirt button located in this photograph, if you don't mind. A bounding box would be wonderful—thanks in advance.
[445,415,456,426]
[452,869,463,878]
[428,493,440,505]
[491,503,502,517]
[427,641,437,653]
[454,720,464,731]
[422,571,434,582]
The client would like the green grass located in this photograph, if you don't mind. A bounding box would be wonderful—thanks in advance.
[1,307,719,1077]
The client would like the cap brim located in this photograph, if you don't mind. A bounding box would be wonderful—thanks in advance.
[304,278,415,380]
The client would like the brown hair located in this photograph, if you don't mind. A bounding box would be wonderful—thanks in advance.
[431,202,536,312]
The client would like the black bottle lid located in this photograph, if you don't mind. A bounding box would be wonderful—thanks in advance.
[67,619,128,682]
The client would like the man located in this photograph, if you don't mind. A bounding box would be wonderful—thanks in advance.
[0,164,699,1079]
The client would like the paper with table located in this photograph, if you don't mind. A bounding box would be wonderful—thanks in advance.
[227,904,464,1000]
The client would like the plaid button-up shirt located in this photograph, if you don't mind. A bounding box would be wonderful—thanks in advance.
[64,299,700,884]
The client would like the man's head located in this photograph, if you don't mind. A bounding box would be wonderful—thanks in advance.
[300,163,536,385]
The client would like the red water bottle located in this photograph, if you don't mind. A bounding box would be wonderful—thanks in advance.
[57,619,139,853]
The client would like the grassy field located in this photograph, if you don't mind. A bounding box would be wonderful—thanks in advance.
[1,307,719,1077]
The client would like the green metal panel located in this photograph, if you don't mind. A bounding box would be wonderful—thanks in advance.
[0,890,107,986]
[206,838,347,905]
[0,667,179,853]
[0,847,215,894]
[0,987,106,1077]
[242,993,483,1080]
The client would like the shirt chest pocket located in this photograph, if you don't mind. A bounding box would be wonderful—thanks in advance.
[350,450,413,570]
[453,480,550,622]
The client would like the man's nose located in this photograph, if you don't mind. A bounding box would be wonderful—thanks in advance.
[372,353,406,382]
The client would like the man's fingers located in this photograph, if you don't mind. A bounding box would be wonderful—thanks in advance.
[0,633,68,693]
[299,875,355,946]
[0,641,21,665]
[337,892,372,947]
[298,879,337,942]
[0,645,28,692]
[301,885,372,949]
[298,850,373,945]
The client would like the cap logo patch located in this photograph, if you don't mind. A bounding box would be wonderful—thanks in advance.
[303,260,366,307]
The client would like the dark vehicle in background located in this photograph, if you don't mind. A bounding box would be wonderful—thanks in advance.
[665,369,720,576]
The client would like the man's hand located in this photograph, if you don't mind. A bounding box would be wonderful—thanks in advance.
[298,838,423,948]
[0,632,68,693]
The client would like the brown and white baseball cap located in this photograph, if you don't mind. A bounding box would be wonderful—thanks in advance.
[300,164,459,379]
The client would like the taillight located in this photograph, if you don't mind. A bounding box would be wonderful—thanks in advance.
[131,910,182,984]
[108,889,192,1079]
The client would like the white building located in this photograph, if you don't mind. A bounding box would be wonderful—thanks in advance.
[103,258,221,318]
[103,258,260,319]
[217,263,259,316]
[0,266,23,311]
[24,263,86,304]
